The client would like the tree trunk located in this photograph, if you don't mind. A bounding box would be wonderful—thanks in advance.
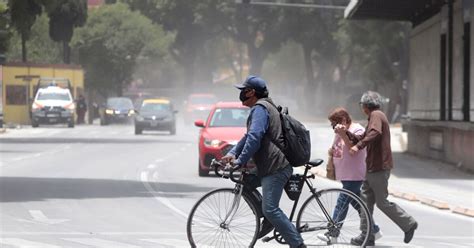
[21,33,27,62]
[302,43,315,114]
[63,41,70,64]
[247,44,265,75]
[302,43,315,88]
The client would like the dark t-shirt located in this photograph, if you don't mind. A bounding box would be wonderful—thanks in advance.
[347,110,393,172]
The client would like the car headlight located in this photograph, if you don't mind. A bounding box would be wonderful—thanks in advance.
[163,115,173,121]
[128,110,135,116]
[105,109,114,115]
[204,139,224,148]
[136,115,144,121]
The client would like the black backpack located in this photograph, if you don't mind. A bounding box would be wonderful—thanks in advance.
[265,102,311,167]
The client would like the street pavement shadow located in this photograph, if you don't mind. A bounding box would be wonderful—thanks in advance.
[0,177,214,203]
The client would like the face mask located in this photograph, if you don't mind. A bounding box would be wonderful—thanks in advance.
[239,89,250,102]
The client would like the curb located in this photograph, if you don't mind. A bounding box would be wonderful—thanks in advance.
[418,197,450,210]
[452,207,474,217]
[307,168,473,218]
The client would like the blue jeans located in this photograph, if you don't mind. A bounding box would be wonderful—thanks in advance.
[261,165,304,247]
[333,180,380,233]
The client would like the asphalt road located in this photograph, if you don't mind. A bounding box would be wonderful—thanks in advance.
[0,120,472,247]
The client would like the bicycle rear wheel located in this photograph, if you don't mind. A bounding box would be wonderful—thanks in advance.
[187,188,260,247]
[296,188,372,247]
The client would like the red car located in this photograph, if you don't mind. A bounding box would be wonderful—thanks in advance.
[194,102,251,176]
[184,93,218,124]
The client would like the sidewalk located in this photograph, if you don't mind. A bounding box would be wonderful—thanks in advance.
[311,125,474,218]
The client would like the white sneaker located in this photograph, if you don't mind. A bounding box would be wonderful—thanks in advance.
[317,233,337,243]
[374,229,383,240]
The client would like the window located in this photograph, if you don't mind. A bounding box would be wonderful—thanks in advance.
[37,92,71,101]
[6,85,27,105]
[209,108,249,127]
[140,103,170,113]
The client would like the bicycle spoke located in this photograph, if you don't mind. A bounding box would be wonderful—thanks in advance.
[187,188,259,247]
[296,188,372,247]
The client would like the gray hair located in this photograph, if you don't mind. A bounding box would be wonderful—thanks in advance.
[360,91,383,110]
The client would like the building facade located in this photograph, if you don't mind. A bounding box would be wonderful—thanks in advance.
[346,0,474,171]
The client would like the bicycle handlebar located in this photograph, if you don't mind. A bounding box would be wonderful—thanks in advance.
[211,159,244,184]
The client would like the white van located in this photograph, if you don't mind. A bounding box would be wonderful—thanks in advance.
[31,85,75,128]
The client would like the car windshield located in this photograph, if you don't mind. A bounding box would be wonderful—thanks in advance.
[189,95,217,105]
[107,98,133,109]
[37,92,71,101]
[140,102,170,113]
[209,108,249,127]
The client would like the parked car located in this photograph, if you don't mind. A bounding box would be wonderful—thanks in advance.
[30,85,75,128]
[194,101,251,176]
[134,98,177,135]
[100,97,135,125]
[184,93,218,124]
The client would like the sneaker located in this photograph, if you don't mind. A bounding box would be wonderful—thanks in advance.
[404,222,418,243]
[374,229,383,240]
[317,233,337,243]
[350,233,375,246]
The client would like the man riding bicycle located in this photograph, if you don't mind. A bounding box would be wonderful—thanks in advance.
[222,75,307,248]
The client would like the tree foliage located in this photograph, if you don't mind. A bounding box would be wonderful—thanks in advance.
[0,2,11,61]
[6,14,62,64]
[44,0,87,63]
[8,0,42,62]
[125,0,231,86]
[72,3,171,96]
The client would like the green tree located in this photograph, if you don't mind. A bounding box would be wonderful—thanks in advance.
[72,3,171,96]
[6,14,62,64]
[336,20,410,120]
[0,1,10,63]
[8,0,42,62]
[44,0,87,64]
[228,3,289,75]
[124,0,231,86]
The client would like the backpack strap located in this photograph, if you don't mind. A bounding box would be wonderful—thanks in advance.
[255,99,286,153]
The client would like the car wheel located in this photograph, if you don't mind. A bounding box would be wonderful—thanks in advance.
[198,160,209,177]
[135,126,142,135]
[68,120,75,128]
[32,121,39,128]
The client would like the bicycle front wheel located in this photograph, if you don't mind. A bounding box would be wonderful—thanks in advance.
[296,188,372,247]
[187,188,260,247]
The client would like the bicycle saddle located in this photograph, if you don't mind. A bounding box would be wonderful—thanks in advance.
[307,159,324,167]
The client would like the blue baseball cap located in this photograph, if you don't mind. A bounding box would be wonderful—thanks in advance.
[234,75,267,92]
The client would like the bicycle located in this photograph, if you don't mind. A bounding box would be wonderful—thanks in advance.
[186,159,373,247]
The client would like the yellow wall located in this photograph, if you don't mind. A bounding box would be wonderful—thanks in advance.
[1,63,84,125]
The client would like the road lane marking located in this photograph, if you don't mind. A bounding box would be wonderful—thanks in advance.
[2,145,71,168]
[63,238,141,248]
[0,238,61,248]
[28,210,69,225]
[140,171,188,219]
